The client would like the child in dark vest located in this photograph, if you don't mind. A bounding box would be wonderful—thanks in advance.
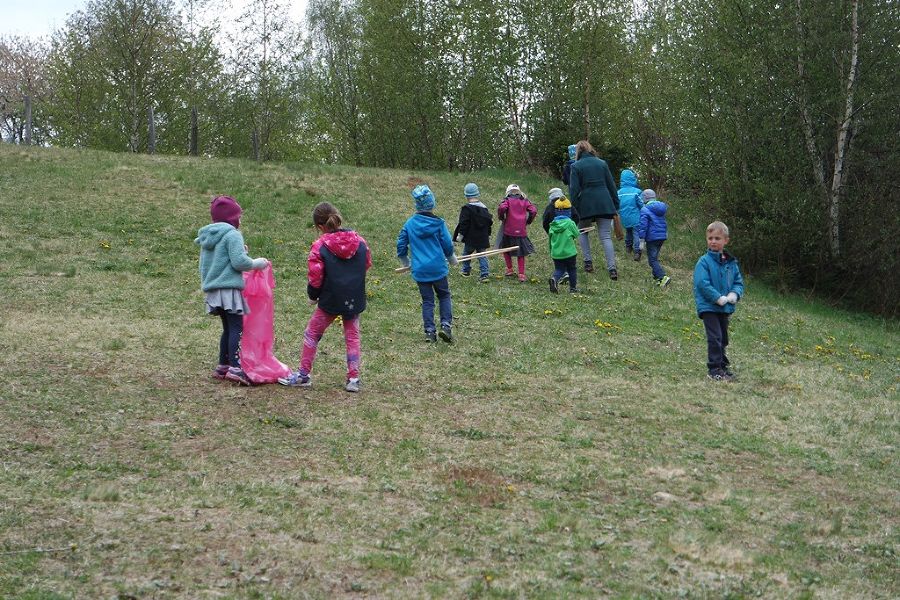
[453,182,493,282]
[195,195,269,386]
[279,202,371,392]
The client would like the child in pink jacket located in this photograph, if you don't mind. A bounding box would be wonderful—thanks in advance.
[497,184,537,282]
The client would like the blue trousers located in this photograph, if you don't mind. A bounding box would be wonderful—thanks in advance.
[624,226,641,252]
[218,311,243,367]
[461,242,489,277]
[417,276,452,333]
[701,312,731,371]
[646,240,666,279]
[552,256,578,290]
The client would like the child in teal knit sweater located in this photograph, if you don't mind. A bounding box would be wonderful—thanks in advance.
[195,195,268,385]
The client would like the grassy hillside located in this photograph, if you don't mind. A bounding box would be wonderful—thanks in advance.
[1,144,897,599]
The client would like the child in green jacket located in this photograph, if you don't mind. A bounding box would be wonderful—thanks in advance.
[547,188,580,293]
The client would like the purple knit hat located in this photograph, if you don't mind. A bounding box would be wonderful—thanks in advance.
[210,195,242,228]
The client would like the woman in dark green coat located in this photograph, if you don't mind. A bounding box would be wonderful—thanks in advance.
[568,140,620,279]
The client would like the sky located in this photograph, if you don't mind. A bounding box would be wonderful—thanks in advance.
[3,0,309,40]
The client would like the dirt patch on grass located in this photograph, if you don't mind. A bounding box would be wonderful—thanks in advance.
[445,466,515,508]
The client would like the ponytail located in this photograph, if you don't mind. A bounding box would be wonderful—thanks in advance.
[312,202,342,233]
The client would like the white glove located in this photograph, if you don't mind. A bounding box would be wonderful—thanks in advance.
[448,254,459,266]
[726,292,738,304]
[716,296,728,306]
[251,258,269,270]
[639,240,646,251]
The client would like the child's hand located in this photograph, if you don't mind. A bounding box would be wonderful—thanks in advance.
[448,254,459,266]
[726,292,738,304]
[716,296,728,306]
[308,298,318,306]
[251,257,269,270]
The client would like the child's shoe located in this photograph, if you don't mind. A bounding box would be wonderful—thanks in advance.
[583,260,594,273]
[707,368,730,382]
[723,368,737,381]
[504,269,515,277]
[658,275,671,287]
[549,277,559,293]
[479,275,491,283]
[278,371,312,387]
[225,367,253,386]
[634,250,642,261]
[460,270,471,277]
[439,324,453,343]
[345,378,360,393]
[608,268,618,281]
[212,364,230,380]
[559,272,569,284]
[425,331,438,343]
[625,247,633,256]
[518,274,527,283]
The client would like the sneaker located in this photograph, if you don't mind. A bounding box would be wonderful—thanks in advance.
[659,275,671,287]
[225,367,253,386]
[479,275,491,283]
[425,331,437,343]
[625,247,633,256]
[549,276,559,294]
[461,271,471,277]
[559,272,569,284]
[723,369,737,381]
[345,378,360,393]
[439,324,453,343]
[609,268,618,281]
[212,364,230,380]
[707,368,729,382]
[569,287,583,294]
[518,274,527,283]
[504,269,515,277]
[634,250,642,261]
[584,260,594,273]
[278,371,312,387]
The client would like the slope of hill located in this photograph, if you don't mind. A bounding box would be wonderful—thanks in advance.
[1,145,896,598]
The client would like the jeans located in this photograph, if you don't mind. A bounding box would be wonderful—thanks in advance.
[461,242,489,277]
[646,240,666,279]
[218,311,243,368]
[624,226,641,252]
[578,217,616,270]
[701,312,731,371]
[552,256,578,290]
[299,307,361,379]
[417,276,452,333]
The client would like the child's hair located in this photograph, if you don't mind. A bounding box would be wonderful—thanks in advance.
[706,221,730,237]
[313,202,342,232]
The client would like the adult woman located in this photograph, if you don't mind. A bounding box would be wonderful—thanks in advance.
[567,140,620,279]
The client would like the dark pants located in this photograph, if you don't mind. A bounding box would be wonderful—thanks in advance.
[218,311,243,367]
[552,256,578,290]
[646,240,666,279]
[417,276,452,333]
[701,312,730,372]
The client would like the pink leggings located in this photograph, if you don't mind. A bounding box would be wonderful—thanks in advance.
[504,254,526,276]
[299,307,361,379]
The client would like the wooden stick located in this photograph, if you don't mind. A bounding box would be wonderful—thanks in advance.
[579,226,596,233]
[394,246,518,273]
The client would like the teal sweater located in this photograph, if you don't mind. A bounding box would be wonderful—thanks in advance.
[195,222,257,291]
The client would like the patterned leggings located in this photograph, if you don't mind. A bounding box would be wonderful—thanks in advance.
[299,307,361,379]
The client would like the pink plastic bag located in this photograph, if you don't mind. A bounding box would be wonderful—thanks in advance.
[241,265,293,384]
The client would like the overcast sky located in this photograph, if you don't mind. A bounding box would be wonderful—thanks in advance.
[3,0,309,40]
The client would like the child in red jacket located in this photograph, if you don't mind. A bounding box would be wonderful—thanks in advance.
[497,184,537,282]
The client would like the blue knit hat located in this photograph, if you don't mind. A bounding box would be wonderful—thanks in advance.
[412,184,436,211]
[568,144,577,160]
[464,183,480,198]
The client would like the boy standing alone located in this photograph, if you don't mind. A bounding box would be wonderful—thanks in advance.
[693,221,745,381]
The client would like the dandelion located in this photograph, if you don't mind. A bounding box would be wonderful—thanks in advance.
[99,240,111,249]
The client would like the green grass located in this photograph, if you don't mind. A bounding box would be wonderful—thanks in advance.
[0,144,897,598]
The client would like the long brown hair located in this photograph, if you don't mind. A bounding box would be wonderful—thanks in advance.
[575,140,595,160]
[312,202,342,232]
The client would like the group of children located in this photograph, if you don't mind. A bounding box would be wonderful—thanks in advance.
[195,178,745,391]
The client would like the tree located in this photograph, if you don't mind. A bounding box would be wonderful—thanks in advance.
[0,36,49,144]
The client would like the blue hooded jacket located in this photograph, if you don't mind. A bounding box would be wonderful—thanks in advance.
[397,212,455,282]
[693,250,745,316]
[637,201,668,242]
[195,222,256,291]
[617,170,644,228]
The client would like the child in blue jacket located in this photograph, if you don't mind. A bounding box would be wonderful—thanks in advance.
[617,169,644,258]
[693,221,745,381]
[397,184,458,343]
[637,189,670,287]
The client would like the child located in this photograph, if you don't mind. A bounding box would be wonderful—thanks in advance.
[279,202,371,392]
[547,189,581,294]
[617,169,644,258]
[497,183,537,282]
[561,144,577,186]
[397,184,458,343]
[693,221,745,381]
[453,183,493,282]
[637,189,671,287]
[195,195,269,386]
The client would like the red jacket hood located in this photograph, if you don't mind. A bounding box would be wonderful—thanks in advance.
[321,229,364,259]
